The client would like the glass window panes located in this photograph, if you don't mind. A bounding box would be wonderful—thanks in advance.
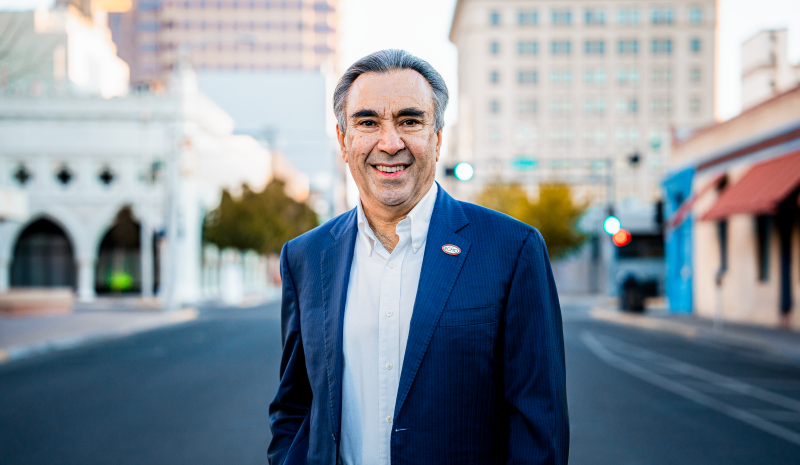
[585,40,605,55]
[690,68,701,82]
[490,71,500,83]
[518,71,538,84]
[584,69,606,84]
[651,8,674,24]
[618,40,638,54]
[689,7,702,24]
[518,41,539,55]
[617,8,640,25]
[490,100,501,113]
[490,10,500,25]
[651,39,672,54]
[552,10,572,25]
[550,70,572,84]
[551,41,572,55]
[518,11,538,25]
[517,100,538,115]
[690,38,701,52]
[490,41,500,55]
[585,9,605,25]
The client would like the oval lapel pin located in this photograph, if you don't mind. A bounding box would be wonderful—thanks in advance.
[442,244,461,256]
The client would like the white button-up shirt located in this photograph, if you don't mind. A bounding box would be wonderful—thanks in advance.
[338,182,438,465]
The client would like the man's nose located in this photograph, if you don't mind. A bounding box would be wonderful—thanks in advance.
[376,124,405,155]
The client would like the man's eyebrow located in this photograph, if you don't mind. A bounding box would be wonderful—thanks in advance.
[396,108,425,117]
[351,109,379,118]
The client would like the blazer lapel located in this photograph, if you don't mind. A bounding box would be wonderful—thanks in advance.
[320,209,357,440]
[394,187,471,419]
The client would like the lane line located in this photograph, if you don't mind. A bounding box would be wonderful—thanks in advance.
[602,336,800,414]
[581,331,800,447]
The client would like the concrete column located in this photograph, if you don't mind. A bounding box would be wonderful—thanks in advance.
[0,257,9,293]
[76,258,95,302]
[141,221,154,298]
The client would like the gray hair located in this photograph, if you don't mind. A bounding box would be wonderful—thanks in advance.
[333,49,449,133]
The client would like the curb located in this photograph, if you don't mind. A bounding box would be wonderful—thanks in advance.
[0,307,199,366]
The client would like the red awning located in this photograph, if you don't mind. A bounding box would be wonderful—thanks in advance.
[667,173,724,228]
[702,150,800,221]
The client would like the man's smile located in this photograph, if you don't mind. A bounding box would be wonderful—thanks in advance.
[372,163,410,177]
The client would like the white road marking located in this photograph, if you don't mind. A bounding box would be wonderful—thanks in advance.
[581,331,800,447]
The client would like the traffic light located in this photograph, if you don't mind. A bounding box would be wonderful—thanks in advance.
[444,162,474,181]
[603,215,621,235]
[612,229,632,247]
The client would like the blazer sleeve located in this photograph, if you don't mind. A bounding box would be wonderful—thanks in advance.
[268,242,313,465]
[504,229,570,465]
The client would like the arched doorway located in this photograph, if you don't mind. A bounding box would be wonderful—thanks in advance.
[95,206,160,295]
[11,219,77,289]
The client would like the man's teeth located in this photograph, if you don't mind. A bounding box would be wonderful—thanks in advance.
[376,165,406,173]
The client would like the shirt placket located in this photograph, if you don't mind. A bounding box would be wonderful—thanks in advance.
[377,224,409,465]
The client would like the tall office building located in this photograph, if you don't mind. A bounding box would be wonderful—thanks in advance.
[109,0,339,85]
[447,0,716,204]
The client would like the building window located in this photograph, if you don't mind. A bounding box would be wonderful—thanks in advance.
[585,9,605,25]
[551,41,571,55]
[549,128,573,145]
[490,71,500,84]
[584,40,605,55]
[616,68,639,85]
[583,69,606,84]
[55,165,73,185]
[550,70,572,84]
[652,97,672,114]
[489,100,501,114]
[652,68,673,83]
[518,71,538,85]
[140,43,158,52]
[616,128,639,144]
[490,10,500,26]
[651,8,674,24]
[651,39,673,55]
[99,166,115,185]
[551,10,572,25]
[518,10,538,25]
[489,128,502,143]
[690,38,701,53]
[690,68,701,82]
[617,8,640,25]
[583,98,606,115]
[689,7,702,24]
[618,39,638,55]
[137,21,160,32]
[550,100,572,116]
[518,41,538,55]
[517,100,538,116]
[756,216,771,281]
[490,41,500,55]
[138,0,162,11]
[690,97,701,112]
[14,163,32,185]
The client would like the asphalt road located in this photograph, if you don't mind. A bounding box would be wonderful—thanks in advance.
[1,301,800,464]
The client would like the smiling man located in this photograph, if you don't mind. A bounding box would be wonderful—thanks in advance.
[268,50,569,465]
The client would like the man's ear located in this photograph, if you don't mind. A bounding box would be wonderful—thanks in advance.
[336,124,347,163]
[435,128,443,162]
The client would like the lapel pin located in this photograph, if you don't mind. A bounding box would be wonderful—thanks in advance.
[442,244,461,256]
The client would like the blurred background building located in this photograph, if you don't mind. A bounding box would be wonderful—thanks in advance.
[446,0,717,297]
[664,28,800,328]
[106,0,344,220]
[0,0,309,308]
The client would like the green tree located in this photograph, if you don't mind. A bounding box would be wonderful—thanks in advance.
[475,183,587,259]
[203,179,318,255]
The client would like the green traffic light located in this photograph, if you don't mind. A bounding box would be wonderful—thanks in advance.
[454,162,474,181]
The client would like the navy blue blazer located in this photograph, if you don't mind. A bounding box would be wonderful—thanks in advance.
[269,185,569,465]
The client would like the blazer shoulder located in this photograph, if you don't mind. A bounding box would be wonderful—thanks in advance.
[284,208,355,259]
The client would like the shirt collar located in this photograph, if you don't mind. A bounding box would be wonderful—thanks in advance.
[355,182,438,257]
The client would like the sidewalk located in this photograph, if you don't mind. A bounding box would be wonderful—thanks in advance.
[0,298,198,365]
[589,298,800,365]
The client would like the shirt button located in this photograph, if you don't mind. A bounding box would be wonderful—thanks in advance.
[386,416,393,423]
[386,363,393,370]
[385,310,393,317]
[388,261,396,268]
[413,241,420,248]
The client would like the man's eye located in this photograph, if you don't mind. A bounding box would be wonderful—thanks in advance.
[402,119,420,126]
[360,120,376,127]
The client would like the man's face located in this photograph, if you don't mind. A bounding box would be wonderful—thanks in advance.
[337,69,442,212]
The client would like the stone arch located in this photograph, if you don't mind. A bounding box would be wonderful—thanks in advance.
[10,218,76,289]
[95,206,160,295]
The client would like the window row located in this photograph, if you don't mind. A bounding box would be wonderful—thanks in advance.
[11,163,128,188]
[486,97,703,116]
[484,127,669,149]
[156,1,321,10]
[489,6,704,27]
[487,67,704,85]
[141,20,334,32]
[138,41,334,53]
[489,38,703,56]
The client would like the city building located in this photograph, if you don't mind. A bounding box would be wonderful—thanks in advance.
[0,2,307,306]
[447,0,716,205]
[107,0,339,85]
[105,0,343,219]
[663,83,800,328]
[0,2,129,98]
[741,29,800,111]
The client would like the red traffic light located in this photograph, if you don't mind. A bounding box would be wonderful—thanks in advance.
[612,229,632,247]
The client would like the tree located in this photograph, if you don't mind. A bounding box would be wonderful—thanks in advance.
[203,179,318,255]
[475,183,587,259]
